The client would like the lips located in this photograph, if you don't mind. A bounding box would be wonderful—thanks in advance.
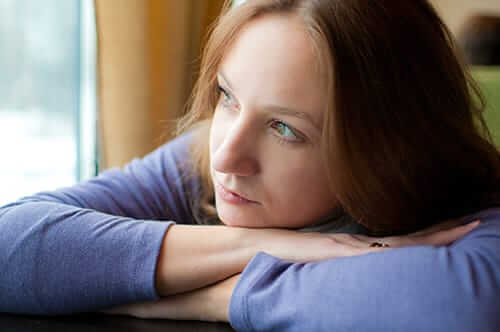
[214,181,258,204]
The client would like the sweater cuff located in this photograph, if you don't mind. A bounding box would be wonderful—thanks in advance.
[130,221,174,301]
[228,252,285,331]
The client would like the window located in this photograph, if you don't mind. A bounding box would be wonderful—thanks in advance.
[0,0,97,206]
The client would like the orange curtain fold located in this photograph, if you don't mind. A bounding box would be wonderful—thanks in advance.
[95,0,224,169]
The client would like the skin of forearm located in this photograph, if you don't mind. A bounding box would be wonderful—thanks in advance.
[155,224,260,296]
[102,273,240,322]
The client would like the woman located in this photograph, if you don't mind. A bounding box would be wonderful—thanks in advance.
[1,0,499,331]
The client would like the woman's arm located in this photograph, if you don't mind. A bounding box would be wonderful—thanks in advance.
[0,200,172,315]
[0,135,198,315]
[153,217,477,296]
[227,212,500,332]
[103,219,481,324]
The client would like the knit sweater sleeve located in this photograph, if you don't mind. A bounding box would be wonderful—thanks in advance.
[229,209,500,332]
[0,133,198,315]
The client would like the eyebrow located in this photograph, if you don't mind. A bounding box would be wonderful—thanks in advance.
[217,71,321,131]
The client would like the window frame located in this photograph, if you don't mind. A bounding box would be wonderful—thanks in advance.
[78,0,98,181]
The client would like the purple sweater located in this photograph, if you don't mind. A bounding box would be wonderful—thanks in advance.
[1,134,499,331]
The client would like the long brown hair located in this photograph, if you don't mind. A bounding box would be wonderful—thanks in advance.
[177,0,500,235]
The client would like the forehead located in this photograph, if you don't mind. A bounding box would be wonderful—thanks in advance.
[219,13,327,120]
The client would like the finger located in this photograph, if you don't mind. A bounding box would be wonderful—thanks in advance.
[409,218,463,237]
[417,220,480,246]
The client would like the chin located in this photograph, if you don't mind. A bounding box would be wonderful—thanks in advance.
[216,202,268,228]
[218,212,264,228]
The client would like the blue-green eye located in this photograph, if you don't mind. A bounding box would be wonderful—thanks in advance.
[217,84,235,107]
[270,120,300,141]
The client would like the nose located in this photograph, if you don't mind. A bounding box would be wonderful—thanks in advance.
[211,115,260,177]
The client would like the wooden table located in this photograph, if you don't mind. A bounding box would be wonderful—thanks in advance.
[0,313,235,332]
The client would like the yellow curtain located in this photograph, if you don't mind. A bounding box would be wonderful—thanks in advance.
[95,0,224,169]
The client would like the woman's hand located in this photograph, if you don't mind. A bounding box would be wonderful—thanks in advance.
[325,218,481,257]
[255,219,481,262]
[363,218,481,248]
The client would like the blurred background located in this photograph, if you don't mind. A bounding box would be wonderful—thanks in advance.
[0,0,499,206]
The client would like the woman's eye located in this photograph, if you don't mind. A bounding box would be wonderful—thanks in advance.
[270,120,301,142]
[217,85,235,108]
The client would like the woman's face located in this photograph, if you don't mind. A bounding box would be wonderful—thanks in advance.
[210,14,339,229]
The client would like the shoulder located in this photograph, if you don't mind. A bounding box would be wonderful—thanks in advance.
[153,132,195,165]
[134,131,199,185]
[118,131,202,223]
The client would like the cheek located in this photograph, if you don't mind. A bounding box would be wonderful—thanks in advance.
[263,154,337,224]
[270,162,329,202]
[267,147,326,188]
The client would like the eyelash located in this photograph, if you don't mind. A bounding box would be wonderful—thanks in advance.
[269,120,304,145]
[216,83,306,146]
[216,84,236,109]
